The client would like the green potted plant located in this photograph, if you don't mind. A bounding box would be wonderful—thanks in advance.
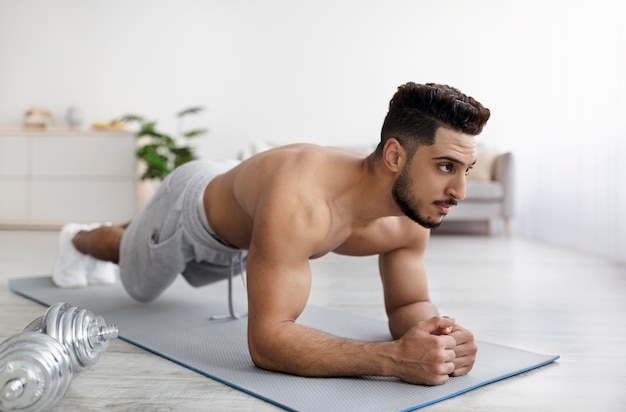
[118,106,207,181]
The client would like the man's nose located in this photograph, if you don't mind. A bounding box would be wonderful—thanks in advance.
[445,175,466,201]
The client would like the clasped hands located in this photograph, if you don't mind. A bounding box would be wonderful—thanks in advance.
[395,316,476,385]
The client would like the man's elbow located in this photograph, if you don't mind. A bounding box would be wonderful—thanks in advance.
[249,346,269,370]
[388,320,404,341]
[248,334,277,372]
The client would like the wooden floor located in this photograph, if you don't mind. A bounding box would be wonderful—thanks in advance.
[1,230,625,411]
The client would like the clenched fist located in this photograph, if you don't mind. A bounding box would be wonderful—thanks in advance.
[392,316,477,385]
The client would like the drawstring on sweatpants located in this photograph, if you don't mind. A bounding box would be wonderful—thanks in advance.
[210,250,248,320]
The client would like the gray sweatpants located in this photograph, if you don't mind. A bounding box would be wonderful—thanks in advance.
[119,159,247,303]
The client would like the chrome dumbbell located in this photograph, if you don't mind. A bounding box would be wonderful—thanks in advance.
[0,332,73,412]
[0,303,117,412]
[24,303,118,374]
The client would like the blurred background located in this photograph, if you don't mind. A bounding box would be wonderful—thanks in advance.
[0,0,624,263]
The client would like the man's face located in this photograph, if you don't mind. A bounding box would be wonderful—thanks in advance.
[392,128,477,228]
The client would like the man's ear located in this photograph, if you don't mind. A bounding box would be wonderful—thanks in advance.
[382,138,406,174]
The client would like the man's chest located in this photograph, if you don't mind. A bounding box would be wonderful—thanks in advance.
[329,217,413,257]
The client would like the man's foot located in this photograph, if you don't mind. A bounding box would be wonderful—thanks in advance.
[86,222,118,286]
[52,223,90,288]
[52,223,119,288]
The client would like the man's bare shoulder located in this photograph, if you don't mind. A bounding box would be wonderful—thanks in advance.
[229,144,365,214]
[239,143,365,174]
[208,144,356,251]
[208,144,366,255]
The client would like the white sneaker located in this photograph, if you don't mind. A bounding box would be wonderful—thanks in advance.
[88,260,118,286]
[52,223,90,288]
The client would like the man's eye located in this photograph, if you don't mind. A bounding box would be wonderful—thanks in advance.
[438,163,454,173]
[465,167,473,176]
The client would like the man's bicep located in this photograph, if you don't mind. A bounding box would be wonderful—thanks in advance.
[245,194,324,326]
[379,246,431,315]
[244,230,315,369]
[246,246,312,323]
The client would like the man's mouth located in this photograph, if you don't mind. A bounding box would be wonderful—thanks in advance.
[434,199,457,214]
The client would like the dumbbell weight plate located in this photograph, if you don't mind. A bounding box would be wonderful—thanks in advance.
[0,332,73,412]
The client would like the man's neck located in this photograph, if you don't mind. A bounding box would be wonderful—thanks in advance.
[335,155,401,224]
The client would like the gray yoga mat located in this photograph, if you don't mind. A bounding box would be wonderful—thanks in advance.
[10,276,559,412]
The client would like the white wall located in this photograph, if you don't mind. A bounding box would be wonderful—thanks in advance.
[1,0,624,263]
[504,1,626,264]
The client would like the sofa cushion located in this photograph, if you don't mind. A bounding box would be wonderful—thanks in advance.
[465,181,503,200]
[468,149,498,182]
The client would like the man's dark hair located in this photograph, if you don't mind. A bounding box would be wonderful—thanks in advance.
[375,82,491,158]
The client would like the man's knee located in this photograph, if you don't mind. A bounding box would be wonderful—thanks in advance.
[119,272,163,303]
[125,284,161,303]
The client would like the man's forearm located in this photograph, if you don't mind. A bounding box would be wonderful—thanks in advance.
[388,300,439,340]
[249,321,396,378]
[249,315,459,385]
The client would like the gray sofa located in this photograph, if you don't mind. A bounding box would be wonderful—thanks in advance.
[442,152,514,236]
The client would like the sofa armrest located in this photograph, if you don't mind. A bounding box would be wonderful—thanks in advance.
[493,152,514,218]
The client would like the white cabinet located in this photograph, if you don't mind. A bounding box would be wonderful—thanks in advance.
[0,130,137,228]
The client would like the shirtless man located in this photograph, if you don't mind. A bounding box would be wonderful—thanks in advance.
[52,82,491,385]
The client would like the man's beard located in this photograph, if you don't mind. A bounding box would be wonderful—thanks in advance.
[391,165,455,229]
